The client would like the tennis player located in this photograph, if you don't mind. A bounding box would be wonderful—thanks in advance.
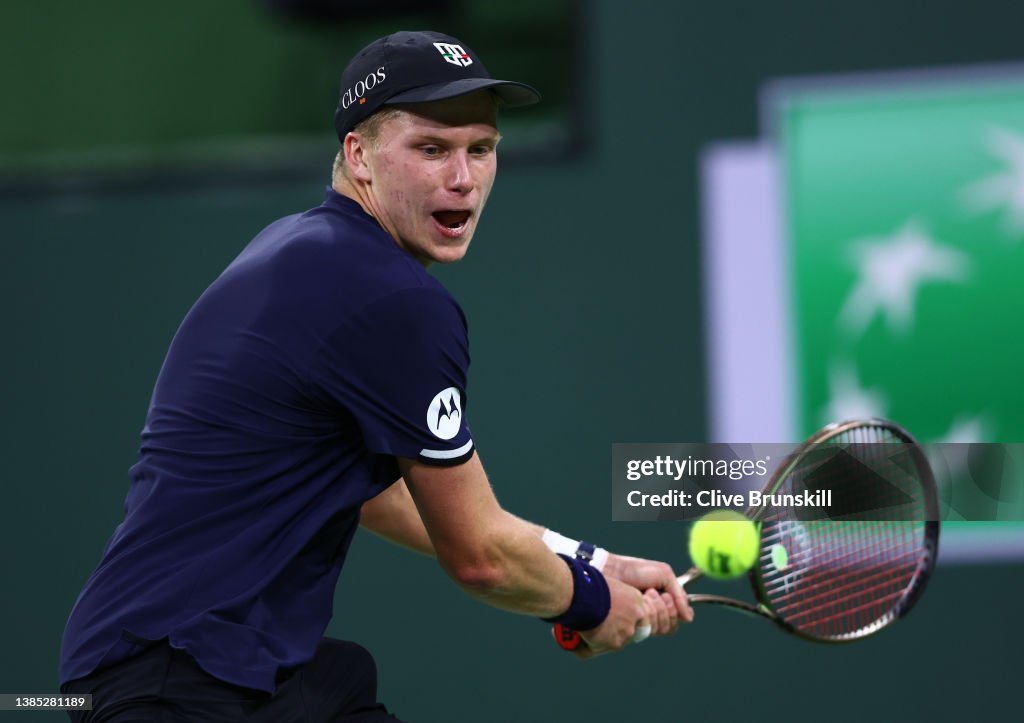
[59,31,692,722]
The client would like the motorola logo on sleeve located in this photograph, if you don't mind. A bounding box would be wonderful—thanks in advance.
[427,387,462,440]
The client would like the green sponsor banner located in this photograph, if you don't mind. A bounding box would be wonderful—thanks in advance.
[778,72,1024,521]
[781,78,1024,439]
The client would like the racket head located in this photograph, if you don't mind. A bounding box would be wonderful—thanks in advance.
[746,419,939,643]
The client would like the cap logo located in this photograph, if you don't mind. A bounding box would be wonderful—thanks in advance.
[433,42,473,67]
[340,66,387,110]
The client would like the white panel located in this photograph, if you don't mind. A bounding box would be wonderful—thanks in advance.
[700,142,795,443]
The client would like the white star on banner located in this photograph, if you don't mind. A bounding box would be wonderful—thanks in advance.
[960,126,1024,238]
[930,414,995,510]
[838,219,970,337]
[938,413,993,444]
[822,362,887,425]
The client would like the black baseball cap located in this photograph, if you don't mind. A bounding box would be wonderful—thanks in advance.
[334,30,541,142]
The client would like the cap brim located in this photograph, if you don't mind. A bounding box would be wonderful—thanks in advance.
[385,78,540,108]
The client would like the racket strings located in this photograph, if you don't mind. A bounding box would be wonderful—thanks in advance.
[769,549,919,612]
[756,424,930,639]
[761,524,923,635]
[791,565,917,634]
[762,525,923,636]
[760,531,922,594]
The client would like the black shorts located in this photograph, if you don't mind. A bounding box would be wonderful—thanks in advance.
[61,637,406,722]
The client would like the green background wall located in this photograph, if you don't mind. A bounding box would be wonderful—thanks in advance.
[2,1,1021,721]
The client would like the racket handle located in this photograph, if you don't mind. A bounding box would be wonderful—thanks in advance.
[552,622,652,651]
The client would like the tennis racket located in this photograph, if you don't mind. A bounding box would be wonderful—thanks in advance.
[554,418,940,650]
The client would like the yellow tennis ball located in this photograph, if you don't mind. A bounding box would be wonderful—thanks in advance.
[688,509,760,579]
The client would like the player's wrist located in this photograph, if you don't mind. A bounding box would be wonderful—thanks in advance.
[541,554,611,631]
[541,529,608,571]
[599,551,623,578]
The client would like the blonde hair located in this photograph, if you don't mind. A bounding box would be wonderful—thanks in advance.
[332,107,406,180]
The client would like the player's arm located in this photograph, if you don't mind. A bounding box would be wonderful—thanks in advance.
[506,523,692,628]
[501,520,690,624]
[360,477,535,556]
[399,452,649,655]
[360,478,435,555]
[360,478,692,629]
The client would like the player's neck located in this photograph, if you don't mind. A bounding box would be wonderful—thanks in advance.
[332,174,368,214]
[332,177,415,262]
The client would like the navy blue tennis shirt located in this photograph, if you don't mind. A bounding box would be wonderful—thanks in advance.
[60,188,475,693]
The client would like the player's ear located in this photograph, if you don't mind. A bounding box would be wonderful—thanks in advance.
[344,132,373,182]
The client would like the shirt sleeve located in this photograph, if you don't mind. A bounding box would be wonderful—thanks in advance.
[314,285,474,466]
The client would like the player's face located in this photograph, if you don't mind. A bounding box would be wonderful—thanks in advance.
[363,92,500,265]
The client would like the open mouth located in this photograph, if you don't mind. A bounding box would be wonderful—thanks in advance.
[432,210,472,232]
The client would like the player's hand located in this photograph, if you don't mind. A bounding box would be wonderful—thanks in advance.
[638,587,675,637]
[604,553,694,629]
[573,576,649,659]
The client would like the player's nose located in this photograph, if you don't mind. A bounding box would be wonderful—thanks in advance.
[444,151,473,194]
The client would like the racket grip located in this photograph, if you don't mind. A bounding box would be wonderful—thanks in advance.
[552,623,652,651]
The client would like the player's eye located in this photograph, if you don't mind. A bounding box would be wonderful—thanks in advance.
[421,145,442,157]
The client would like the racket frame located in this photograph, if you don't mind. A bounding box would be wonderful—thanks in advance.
[554,418,940,650]
[736,418,940,642]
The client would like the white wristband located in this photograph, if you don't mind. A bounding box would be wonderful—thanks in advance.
[542,529,608,572]
[591,546,610,572]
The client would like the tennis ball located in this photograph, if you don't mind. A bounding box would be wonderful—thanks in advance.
[688,509,760,579]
